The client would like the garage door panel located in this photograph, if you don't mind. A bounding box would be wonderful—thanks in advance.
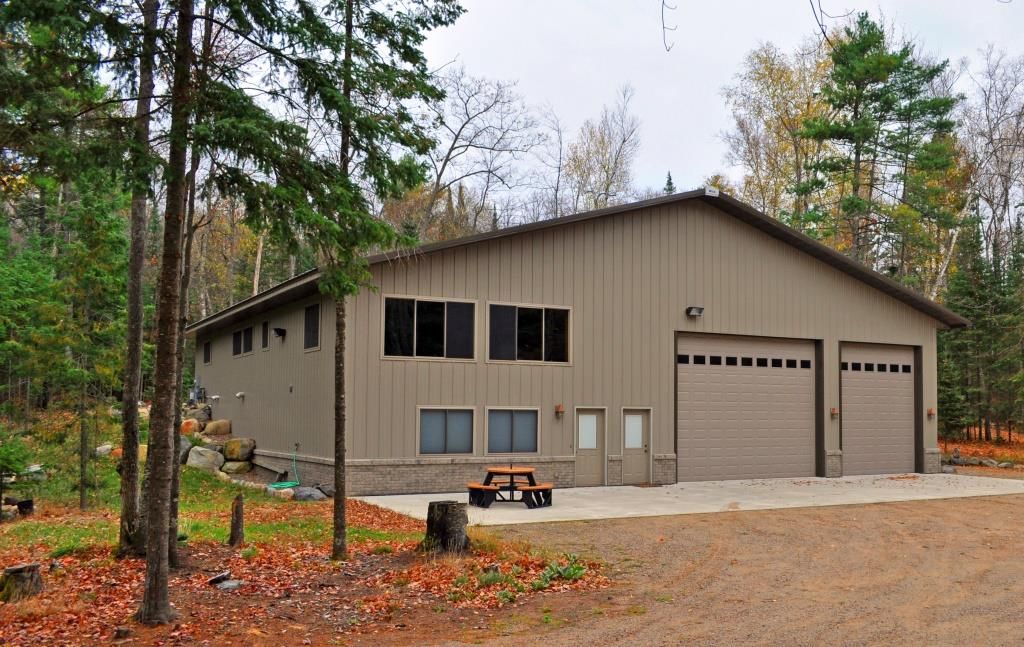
[841,344,915,475]
[677,334,816,481]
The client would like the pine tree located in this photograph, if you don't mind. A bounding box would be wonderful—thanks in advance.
[663,171,676,194]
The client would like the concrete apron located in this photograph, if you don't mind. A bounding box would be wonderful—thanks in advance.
[357,473,1024,526]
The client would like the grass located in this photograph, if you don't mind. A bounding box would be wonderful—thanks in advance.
[0,409,425,556]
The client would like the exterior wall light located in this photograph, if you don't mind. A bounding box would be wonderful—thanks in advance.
[685,306,704,318]
[273,327,287,339]
[554,404,565,419]
[235,391,245,400]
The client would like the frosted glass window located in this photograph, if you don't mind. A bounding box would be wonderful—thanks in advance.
[578,414,598,450]
[624,414,644,449]
[488,409,538,453]
[420,409,473,454]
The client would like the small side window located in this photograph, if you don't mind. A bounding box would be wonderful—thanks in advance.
[203,341,212,364]
[232,331,242,356]
[304,303,321,350]
[261,321,270,349]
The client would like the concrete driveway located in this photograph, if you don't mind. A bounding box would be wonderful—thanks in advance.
[358,473,1024,525]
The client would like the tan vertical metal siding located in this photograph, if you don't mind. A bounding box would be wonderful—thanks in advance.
[196,201,943,474]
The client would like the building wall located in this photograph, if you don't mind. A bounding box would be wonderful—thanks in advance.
[196,200,944,494]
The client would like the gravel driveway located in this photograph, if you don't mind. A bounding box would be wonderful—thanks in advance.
[450,492,1024,646]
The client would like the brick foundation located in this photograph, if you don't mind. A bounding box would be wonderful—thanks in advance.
[254,451,576,496]
[825,450,843,477]
[653,455,677,484]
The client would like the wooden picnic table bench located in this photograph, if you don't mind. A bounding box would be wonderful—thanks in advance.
[467,466,553,509]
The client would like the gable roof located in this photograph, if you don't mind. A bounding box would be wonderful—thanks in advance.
[186,189,969,337]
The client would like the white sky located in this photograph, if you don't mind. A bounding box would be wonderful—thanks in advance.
[423,0,1023,193]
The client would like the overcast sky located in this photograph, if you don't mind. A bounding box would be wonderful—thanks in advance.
[422,0,1023,193]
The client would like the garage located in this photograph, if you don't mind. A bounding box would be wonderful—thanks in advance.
[841,344,916,475]
[676,334,816,481]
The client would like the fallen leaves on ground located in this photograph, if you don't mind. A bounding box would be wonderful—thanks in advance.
[941,438,1024,464]
[0,500,606,645]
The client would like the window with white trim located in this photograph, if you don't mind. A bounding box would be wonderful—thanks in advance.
[487,409,538,453]
[419,409,473,454]
[383,297,474,359]
[488,304,569,362]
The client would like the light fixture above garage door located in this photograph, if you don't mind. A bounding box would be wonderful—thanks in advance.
[685,306,704,318]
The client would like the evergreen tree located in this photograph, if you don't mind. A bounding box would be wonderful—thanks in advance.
[664,171,676,194]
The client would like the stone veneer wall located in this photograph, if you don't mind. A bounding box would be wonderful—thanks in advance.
[923,448,941,474]
[825,450,843,477]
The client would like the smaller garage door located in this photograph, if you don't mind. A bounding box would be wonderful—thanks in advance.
[841,344,916,475]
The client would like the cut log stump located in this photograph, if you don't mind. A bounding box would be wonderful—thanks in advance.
[420,500,470,554]
[0,563,43,602]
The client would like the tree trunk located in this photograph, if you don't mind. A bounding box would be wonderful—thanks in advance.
[421,501,470,553]
[79,395,88,511]
[0,564,43,602]
[119,0,159,560]
[227,495,244,548]
[332,298,347,560]
[136,0,193,626]
[252,233,264,296]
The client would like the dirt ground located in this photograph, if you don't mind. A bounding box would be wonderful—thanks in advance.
[428,490,1024,647]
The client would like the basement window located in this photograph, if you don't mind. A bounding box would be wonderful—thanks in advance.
[487,409,538,454]
[384,297,475,359]
[488,304,569,363]
[419,409,473,454]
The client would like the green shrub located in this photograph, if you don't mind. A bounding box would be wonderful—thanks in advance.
[530,553,587,591]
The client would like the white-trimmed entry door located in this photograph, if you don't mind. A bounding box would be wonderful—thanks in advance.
[622,409,651,485]
[575,408,605,486]
[841,344,916,475]
[676,334,816,481]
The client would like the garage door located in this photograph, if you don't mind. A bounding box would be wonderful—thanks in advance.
[841,344,915,475]
[677,334,816,481]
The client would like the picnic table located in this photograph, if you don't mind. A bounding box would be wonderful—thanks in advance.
[467,466,553,509]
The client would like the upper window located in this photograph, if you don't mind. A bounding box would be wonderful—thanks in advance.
[232,327,253,356]
[304,303,320,350]
[383,297,474,359]
[202,341,212,364]
[487,409,539,453]
[488,304,569,363]
[419,409,473,454]
[261,321,270,349]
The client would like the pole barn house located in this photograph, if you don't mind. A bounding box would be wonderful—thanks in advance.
[186,189,968,495]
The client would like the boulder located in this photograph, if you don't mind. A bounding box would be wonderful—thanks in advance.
[315,483,335,498]
[221,461,252,475]
[292,486,326,502]
[111,447,123,459]
[186,446,225,472]
[223,438,255,461]
[941,465,957,474]
[204,419,231,437]
[216,579,244,591]
[180,418,200,437]
[178,435,193,465]
[965,456,982,466]
[981,458,999,468]
[93,444,113,458]
[183,405,212,423]
[998,462,1014,469]
[267,487,294,500]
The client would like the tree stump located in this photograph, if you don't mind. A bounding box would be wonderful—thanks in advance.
[420,500,470,553]
[227,494,244,548]
[0,563,43,602]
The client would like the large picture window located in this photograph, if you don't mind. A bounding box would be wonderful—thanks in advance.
[383,297,474,359]
[419,409,473,454]
[488,304,569,363]
[304,303,320,349]
[487,409,538,453]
